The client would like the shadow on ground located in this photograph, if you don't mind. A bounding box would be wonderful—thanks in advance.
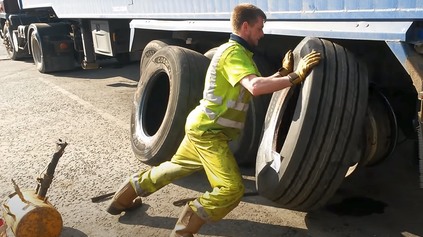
[167,138,423,237]
[11,55,141,82]
[51,60,140,82]
[305,138,423,237]
[119,204,308,237]
[61,227,88,237]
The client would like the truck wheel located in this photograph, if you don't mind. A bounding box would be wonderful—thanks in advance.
[131,46,210,165]
[255,37,368,211]
[30,31,46,72]
[3,25,22,60]
[29,23,76,73]
[140,39,185,76]
[203,47,217,60]
[361,86,398,166]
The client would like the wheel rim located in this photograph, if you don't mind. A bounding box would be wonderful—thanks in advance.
[361,87,398,166]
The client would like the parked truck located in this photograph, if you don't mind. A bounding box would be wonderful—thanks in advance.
[1,0,422,212]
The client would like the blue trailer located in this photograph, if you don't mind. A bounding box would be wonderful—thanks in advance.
[1,0,422,211]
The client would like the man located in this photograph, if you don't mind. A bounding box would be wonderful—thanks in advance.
[107,3,320,236]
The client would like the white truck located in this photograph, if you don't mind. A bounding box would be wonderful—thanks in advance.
[1,0,422,211]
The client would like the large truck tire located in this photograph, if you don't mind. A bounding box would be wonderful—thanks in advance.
[131,46,210,165]
[255,37,368,211]
[140,39,186,76]
[29,23,76,73]
[203,47,218,60]
[361,86,398,166]
[30,30,46,72]
[3,25,24,60]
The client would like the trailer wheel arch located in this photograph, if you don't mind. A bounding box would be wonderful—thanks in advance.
[131,46,210,165]
[255,37,369,211]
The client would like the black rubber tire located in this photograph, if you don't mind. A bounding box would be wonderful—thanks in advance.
[361,86,398,166]
[29,23,76,73]
[203,47,218,60]
[30,31,46,72]
[3,25,22,60]
[255,37,368,211]
[140,39,186,76]
[0,27,4,39]
[131,46,210,165]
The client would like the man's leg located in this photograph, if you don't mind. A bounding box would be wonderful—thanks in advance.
[171,131,245,236]
[107,134,203,215]
[188,131,245,221]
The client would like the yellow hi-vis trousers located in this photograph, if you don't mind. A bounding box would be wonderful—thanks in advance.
[131,130,245,222]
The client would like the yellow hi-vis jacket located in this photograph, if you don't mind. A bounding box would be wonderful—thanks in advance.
[186,36,261,140]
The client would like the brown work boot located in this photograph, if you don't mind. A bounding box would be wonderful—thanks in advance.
[106,179,142,215]
[170,203,206,237]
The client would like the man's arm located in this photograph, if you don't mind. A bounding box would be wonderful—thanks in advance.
[241,50,321,96]
[240,73,293,96]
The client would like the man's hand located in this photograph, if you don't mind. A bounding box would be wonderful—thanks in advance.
[288,50,321,85]
[278,50,293,77]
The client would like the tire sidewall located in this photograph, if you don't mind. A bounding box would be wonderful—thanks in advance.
[30,31,45,72]
[256,37,368,210]
[131,46,209,165]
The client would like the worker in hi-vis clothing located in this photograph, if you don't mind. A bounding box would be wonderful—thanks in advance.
[107,3,321,236]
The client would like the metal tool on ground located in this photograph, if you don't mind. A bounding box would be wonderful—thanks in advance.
[1,139,68,237]
[91,191,259,207]
[91,192,116,203]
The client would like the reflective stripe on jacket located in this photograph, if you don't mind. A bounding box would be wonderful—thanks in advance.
[186,38,260,139]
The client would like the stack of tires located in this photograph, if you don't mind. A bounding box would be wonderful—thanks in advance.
[131,39,271,167]
[130,37,369,211]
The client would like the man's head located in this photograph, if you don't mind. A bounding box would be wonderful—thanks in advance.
[231,3,267,47]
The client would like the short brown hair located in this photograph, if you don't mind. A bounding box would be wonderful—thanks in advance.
[231,3,267,32]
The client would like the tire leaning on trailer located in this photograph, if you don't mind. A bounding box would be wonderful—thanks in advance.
[255,37,369,211]
[131,45,210,165]
[139,39,186,76]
